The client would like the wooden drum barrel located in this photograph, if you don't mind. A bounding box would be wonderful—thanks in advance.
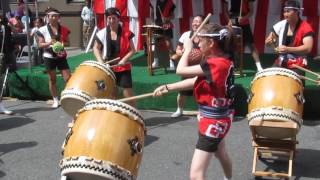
[247,67,304,139]
[60,99,145,180]
[60,61,116,117]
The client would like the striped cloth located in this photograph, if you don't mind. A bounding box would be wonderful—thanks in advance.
[93,0,320,56]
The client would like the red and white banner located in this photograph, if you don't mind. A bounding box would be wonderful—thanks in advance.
[94,0,320,56]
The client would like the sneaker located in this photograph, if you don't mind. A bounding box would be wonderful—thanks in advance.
[0,109,13,115]
[168,66,176,71]
[52,99,59,108]
[168,60,175,71]
[171,110,182,118]
[0,103,13,115]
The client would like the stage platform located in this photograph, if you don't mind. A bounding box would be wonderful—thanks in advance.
[5,51,320,119]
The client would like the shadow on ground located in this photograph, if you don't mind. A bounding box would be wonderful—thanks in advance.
[0,117,35,131]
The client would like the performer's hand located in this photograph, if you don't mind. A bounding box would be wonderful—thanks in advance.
[265,36,274,45]
[153,85,168,97]
[238,16,249,26]
[118,59,126,65]
[227,20,232,27]
[277,45,289,54]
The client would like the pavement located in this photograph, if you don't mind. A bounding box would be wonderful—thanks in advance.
[0,100,319,180]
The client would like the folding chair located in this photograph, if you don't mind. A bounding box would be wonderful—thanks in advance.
[16,45,31,69]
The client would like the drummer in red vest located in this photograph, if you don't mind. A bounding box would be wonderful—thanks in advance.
[153,23,235,180]
[265,0,314,85]
[223,0,263,72]
[93,7,136,106]
[37,7,71,108]
[152,0,176,70]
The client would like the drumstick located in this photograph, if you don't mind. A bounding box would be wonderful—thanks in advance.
[105,57,121,64]
[292,64,320,78]
[118,89,169,102]
[118,92,155,103]
[299,75,318,84]
[157,6,164,24]
[239,0,243,19]
[190,13,212,41]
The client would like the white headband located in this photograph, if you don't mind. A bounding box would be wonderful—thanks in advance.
[197,29,229,40]
[284,7,304,11]
[47,12,60,15]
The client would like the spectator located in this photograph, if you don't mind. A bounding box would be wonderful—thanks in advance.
[81,0,95,50]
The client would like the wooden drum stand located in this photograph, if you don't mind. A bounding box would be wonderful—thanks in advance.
[143,24,165,76]
[249,121,298,179]
[232,26,244,76]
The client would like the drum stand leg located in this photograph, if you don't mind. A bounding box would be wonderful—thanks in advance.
[146,28,154,76]
[249,121,298,179]
[239,33,244,77]
[251,138,297,179]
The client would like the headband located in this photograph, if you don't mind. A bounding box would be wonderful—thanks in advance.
[47,11,60,15]
[197,29,229,40]
[284,6,304,11]
[105,9,120,17]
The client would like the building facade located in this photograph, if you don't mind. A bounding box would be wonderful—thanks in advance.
[9,0,85,47]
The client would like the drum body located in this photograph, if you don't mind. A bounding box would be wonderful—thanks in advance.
[247,68,304,139]
[171,48,202,65]
[188,48,202,65]
[60,61,116,116]
[60,99,145,180]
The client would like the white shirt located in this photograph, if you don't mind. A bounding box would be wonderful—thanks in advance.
[96,27,108,59]
[273,19,287,46]
[81,6,94,26]
[38,25,55,58]
[178,31,192,44]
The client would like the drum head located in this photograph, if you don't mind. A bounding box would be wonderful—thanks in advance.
[60,98,87,117]
[60,89,92,116]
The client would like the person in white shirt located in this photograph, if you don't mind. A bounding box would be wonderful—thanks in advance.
[81,0,94,50]
[30,17,44,65]
[171,15,204,118]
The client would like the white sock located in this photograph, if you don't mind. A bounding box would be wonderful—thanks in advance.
[223,176,231,180]
[53,97,59,102]
[170,59,175,67]
[255,62,263,71]
[176,107,182,113]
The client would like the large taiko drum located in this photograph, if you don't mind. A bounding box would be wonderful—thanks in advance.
[60,61,116,117]
[247,67,304,139]
[60,99,145,180]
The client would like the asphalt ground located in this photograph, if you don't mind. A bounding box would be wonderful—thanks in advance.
[0,99,319,180]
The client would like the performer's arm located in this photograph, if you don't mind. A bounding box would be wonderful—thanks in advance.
[222,0,231,25]
[175,43,184,56]
[63,37,70,47]
[93,40,104,63]
[176,38,203,77]
[265,32,277,46]
[238,1,253,24]
[118,39,136,64]
[153,77,196,97]
[37,33,53,49]
[277,36,313,55]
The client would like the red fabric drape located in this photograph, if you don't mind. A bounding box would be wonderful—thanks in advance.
[203,0,213,16]
[253,0,269,53]
[179,0,193,34]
